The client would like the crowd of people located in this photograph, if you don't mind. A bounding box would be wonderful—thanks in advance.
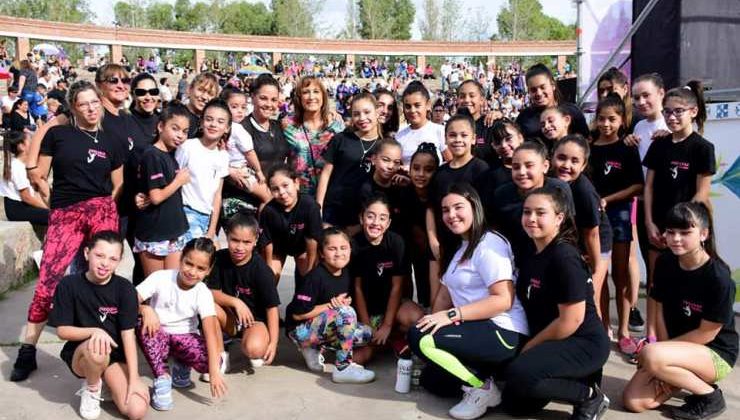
[0,57,735,420]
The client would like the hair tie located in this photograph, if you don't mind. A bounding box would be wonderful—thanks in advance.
[683,85,692,90]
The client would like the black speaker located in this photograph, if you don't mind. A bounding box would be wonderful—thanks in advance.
[631,0,740,92]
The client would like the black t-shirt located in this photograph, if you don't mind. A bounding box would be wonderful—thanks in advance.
[322,131,377,223]
[569,175,612,253]
[48,273,138,361]
[516,240,604,338]
[40,125,124,209]
[359,178,405,233]
[259,193,323,257]
[643,133,716,227]
[350,231,408,316]
[474,165,512,224]
[589,141,644,207]
[492,177,574,262]
[515,102,589,147]
[428,158,490,210]
[242,115,290,176]
[651,254,738,366]
[472,117,500,168]
[186,107,201,139]
[134,145,188,242]
[285,263,351,330]
[19,68,37,92]
[207,250,280,322]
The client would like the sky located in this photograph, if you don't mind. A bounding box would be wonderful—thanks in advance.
[92,0,577,39]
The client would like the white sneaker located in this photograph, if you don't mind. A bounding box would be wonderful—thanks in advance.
[331,362,375,384]
[200,351,229,382]
[300,347,325,373]
[448,380,502,420]
[249,358,264,368]
[75,380,103,420]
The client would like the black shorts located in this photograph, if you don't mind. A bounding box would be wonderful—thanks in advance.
[60,341,125,379]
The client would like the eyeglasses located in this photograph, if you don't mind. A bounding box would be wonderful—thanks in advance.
[662,107,691,118]
[104,76,131,85]
[77,100,101,110]
[134,88,160,97]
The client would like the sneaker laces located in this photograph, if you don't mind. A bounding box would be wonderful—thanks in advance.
[75,385,104,402]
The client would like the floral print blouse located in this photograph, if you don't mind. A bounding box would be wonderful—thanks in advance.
[283,115,345,196]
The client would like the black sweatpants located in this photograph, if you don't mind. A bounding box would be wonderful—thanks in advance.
[4,197,49,225]
[501,332,610,416]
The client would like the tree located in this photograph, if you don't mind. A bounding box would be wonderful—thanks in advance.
[0,0,95,23]
[218,2,273,35]
[463,6,492,41]
[358,0,416,40]
[271,0,320,38]
[439,0,461,41]
[146,2,175,30]
[114,0,146,28]
[418,0,441,41]
[338,0,360,39]
[496,0,574,41]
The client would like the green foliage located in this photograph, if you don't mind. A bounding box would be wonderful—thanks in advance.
[271,0,319,38]
[496,0,574,41]
[358,0,416,40]
[0,0,94,23]
[219,2,273,35]
[418,0,441,41]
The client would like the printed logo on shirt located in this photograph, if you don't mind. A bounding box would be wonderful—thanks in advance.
[604,161,622,175]
[296,294,312,302]
[670,161,689,179]
[87,149,108,164]
[682,300,703,317]
[236,285,252,297]
[362,159,373,174]
[475,136,485,145]
[289,223,305,235]
[98,306,119,323]
[128,137,134,151]
[526,278,541,300]
[150,172,164,180]
[376,261,394,277]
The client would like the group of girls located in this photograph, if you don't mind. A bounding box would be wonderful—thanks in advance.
[4,60,735,420]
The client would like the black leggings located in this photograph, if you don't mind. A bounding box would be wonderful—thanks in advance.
[502,332,610,416]
[4,197,48,225]
[408,320,523,390]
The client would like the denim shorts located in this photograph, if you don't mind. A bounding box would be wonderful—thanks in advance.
[133,233,189,257]
[183,206,211,241]
[606,202,633,243]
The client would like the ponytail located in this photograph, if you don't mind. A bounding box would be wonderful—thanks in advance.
[664,80,706,135]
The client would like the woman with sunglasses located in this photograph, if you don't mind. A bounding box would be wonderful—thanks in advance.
[11,81,124,382]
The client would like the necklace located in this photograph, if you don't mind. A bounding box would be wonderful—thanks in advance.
[359,137,378,172]
[77,126,99,143]
[360,137,377,155]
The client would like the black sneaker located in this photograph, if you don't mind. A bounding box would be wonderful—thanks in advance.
[628,307,645,332]
[10,344,37,382]
[570,384,609,420]
[672,386,726,420]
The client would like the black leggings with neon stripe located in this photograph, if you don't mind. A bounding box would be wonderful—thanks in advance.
[407,320,524,390]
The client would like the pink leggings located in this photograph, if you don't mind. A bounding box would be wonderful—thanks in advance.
[27,196,118,323]
[137,325,209,377]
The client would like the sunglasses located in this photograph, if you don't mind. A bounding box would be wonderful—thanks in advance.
[134,88,160,97]
[105,77,132,85]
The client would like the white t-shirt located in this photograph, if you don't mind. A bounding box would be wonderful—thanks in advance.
[226,122,255,167]
[633,116,669,175]
[136,269,216,335]
[441,232,529,336]
[0,157,32,202]
[175,138,229,214]
[1,95,18,113]
[395,121,446,166]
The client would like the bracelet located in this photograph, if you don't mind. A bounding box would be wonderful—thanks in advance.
[25,166,38,171]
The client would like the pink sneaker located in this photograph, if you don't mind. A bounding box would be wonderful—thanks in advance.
[618,337,638,355]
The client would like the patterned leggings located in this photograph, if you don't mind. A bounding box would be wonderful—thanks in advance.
[137,325,209,377]
[289,305,372,368]
[27,196,118,323]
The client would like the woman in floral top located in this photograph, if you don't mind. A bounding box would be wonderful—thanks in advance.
[282,76,344,196]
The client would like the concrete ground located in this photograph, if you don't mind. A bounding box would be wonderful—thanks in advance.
[0,244,737,420]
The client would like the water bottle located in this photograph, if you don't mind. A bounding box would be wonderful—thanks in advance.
[395,357,412,393]
[410,355,424,390]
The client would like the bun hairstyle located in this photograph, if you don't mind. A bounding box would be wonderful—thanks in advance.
[87,230,124,256]
[267,162,299,183]
[224,212,260,236]
[411,142,440,168]
[402,80,431,101]
[664,80,707,134]
[514,140,549,162]
[445,111,476,135]
[525,63,562,105]
[633,72,665,90]
[250,73,281,95]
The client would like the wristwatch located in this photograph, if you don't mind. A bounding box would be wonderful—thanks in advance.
[447,308,458,321]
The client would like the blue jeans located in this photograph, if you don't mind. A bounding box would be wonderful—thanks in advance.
[183,206,211,241]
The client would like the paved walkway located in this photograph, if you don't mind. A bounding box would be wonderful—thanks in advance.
[0,247,737,419]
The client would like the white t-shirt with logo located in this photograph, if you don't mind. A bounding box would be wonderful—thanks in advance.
[441,231,529,336]
[0,157,32,202]
[136,269,216,335]
[395,121,446,166]
[176,138,229,214]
